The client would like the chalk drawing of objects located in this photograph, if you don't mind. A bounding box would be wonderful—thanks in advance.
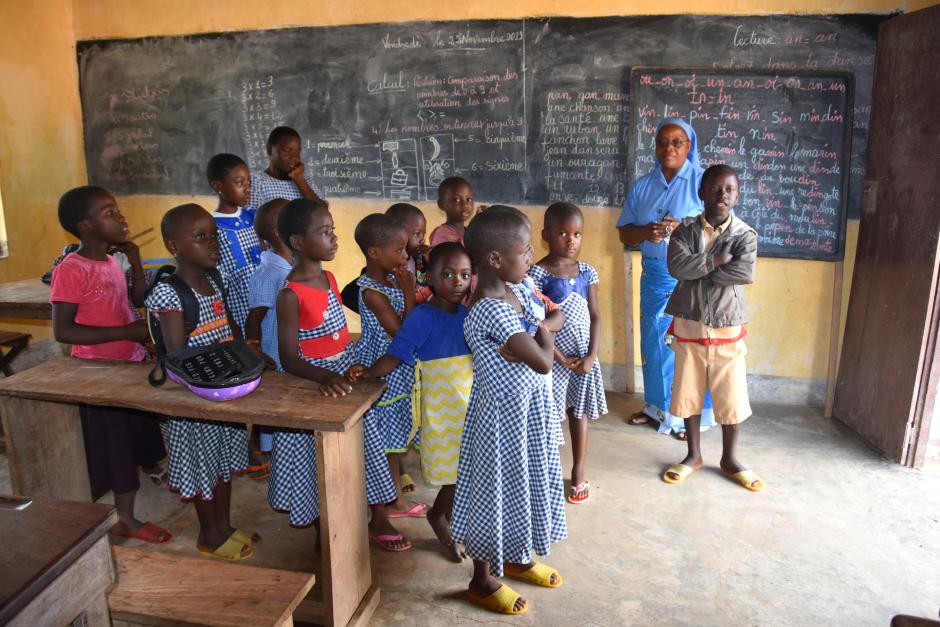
[427,161,446,186]
[389,151,408,186]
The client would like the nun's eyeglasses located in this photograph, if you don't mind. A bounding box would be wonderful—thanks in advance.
[656,138,689,149]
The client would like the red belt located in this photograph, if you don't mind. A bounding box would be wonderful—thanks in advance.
[667,321,747,346]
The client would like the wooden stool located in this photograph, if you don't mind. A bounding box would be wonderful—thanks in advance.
[108,546,316,627]
[0,331,29,377]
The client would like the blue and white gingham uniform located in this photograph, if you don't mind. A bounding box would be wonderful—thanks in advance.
[269,281,396,526]
[145,277,248,500]
[529,263,608,421]
[248,250,292,369]
[249,171,324,208]
[357,275,418,453]
[451,282,567,577]
[214,209,262,334]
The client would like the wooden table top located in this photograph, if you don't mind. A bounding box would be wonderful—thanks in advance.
[0,279,51,319]
[0,357,385,432]
[0,496,117,624]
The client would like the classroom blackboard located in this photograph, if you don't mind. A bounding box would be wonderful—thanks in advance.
[630,69,853,260]
[77,15,882,246]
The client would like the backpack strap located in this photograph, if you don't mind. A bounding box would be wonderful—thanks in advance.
[148,273,200,388]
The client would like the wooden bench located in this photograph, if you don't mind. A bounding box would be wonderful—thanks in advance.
[0,278,51,320]
[0,358,386,627]
[108,546,315,627]
[0,330,29,376]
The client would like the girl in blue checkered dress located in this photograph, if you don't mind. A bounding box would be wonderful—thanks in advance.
[452,206,567,616]
[351,214,430,532]
[529,203,608,505]
[207,154,262,334]
[272,200,402,548]
[146,203,256,562]
[249,126,325,208]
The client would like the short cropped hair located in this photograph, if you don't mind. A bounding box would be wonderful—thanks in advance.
[701,164,739,189]
[385,203,424,224]
[463,205,530,265]
[267,126,301,150]
[254,198,289,245]
[543,202,583,230]
[58,185,110,238]
[160,203,207,240]
[427,241,470,272]
[354,213,404,255]
[206,153,247,185]
[437,176,471,201]
[277,198,329,249]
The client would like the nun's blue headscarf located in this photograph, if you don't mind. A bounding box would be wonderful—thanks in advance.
[655,118,703,176]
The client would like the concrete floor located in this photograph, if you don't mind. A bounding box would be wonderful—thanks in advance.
[2,393,938,626]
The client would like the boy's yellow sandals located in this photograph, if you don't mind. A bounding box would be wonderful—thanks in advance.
[727,469,765,492]
[663,463,695,484]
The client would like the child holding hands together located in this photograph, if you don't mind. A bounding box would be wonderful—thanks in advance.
[529,202,607,504]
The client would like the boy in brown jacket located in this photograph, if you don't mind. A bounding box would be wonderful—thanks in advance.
[661,164,764,491]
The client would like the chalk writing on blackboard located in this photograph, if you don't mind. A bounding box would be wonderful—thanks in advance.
[630,68,853,261]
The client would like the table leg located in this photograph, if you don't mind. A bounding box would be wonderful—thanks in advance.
[313,421,378,627]
[0,397,91,500]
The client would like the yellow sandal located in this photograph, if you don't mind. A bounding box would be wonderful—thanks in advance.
[663,463,695,484]
[506,562,563,588]
[233,529,261,546]
[728,469,765,492]
[196,533,253,562]
[467,584,528,615]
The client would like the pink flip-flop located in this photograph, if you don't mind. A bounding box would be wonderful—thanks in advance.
[369,532,412,552]
[387,501,430,519]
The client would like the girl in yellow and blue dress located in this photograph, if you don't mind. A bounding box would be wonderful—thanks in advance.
[349,242,473,562]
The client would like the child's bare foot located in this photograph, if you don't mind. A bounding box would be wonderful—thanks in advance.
[427,505,463,562]
[626,411,650,425]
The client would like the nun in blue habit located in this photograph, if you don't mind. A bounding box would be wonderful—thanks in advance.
[617,118,716,438]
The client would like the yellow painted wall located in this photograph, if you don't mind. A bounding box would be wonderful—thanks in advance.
[0,0,86,339]
[0,0,934,383]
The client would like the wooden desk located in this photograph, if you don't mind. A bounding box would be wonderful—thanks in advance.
[0,279,51,320]
[0,496,116,626]
[0,358,385,627]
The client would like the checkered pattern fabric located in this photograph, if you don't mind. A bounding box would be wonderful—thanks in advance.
[451,283,567,577]
[530,263,608,420]
[215,210,262,333]
[145,277,247,500]
[248,250,291,369]
[249,171,324,208]
[357,276,417,453]
[268,283,396,525]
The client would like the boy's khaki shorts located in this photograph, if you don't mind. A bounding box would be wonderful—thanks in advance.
[670,340,751,425]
